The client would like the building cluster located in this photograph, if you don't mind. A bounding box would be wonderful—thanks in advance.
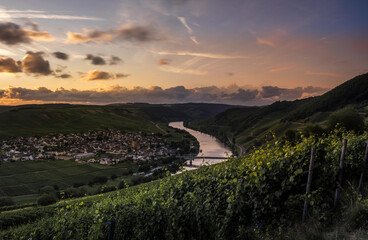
[0,129,177,165]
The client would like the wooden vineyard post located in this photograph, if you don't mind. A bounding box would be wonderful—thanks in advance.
[357,141,368,193]
[334,139,347,208]
[302,147,316,222]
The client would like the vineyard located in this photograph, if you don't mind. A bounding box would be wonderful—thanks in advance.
[2,129,368,239]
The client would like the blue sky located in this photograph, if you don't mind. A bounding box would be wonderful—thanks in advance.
[0,0,367,105]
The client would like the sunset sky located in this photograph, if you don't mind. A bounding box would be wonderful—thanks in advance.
[0,0,367,105]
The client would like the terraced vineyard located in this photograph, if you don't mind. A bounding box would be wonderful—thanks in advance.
[2,129,368,239]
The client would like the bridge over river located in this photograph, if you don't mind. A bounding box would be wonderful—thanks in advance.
[183,155,228,160]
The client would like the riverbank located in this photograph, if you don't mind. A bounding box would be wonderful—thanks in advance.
[169,121,232,167]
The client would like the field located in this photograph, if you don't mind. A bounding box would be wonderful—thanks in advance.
[0,160,137,201]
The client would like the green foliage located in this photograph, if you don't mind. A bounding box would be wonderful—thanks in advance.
[2,130,368,239]
[327,108,365,132]
[37,194,57,206]
[118,180,128,189]
[0,196,15,207]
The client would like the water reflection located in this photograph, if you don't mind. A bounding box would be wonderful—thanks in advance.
[169,121,232,167]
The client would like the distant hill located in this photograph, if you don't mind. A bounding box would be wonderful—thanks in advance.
[189,73,368,152]
[0,103,237,138]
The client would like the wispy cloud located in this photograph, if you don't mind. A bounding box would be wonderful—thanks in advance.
[159,65,207,75]
[178,17,193,34]
[305,71,346,77]
[190,36,199,44]
[153,51,247,59]
[177,16,200,44]
[257,38,275,47]
[0,8,103,21]
[268,63,294,72]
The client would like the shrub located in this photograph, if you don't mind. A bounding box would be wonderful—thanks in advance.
[37,194,56,206]
[63,187,82,198]
[328,108,365,132]
[110,174,118,180]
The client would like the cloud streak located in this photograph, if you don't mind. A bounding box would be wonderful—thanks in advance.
[178,17,193,34]
[153,51,247,59]
[0,9,103,21]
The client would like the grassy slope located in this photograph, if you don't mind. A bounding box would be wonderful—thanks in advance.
[189,73,368,151]
[0,103,237,138]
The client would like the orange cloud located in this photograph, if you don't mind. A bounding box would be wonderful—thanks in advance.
[158,58,170,65]
[24,29,54,41]
[0,57,22,73]
[22,51,52,75]
[82,70,129,81]
[0,22,54,45]
[66,29,114,44]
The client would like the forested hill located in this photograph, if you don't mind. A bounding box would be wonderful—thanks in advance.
[0,103,238,138]
[189,73,368,151]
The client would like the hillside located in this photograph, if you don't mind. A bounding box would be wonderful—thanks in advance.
[0,103,237,138]
[2,130,368,239]
[189,73,368,151]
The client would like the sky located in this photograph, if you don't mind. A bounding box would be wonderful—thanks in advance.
[0,0,367,105]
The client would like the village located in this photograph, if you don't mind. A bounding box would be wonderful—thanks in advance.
[0,129,178,165]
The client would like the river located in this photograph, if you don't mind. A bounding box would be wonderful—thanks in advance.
[169,121,232,169]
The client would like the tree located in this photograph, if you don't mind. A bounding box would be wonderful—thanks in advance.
[37,194,57,206]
